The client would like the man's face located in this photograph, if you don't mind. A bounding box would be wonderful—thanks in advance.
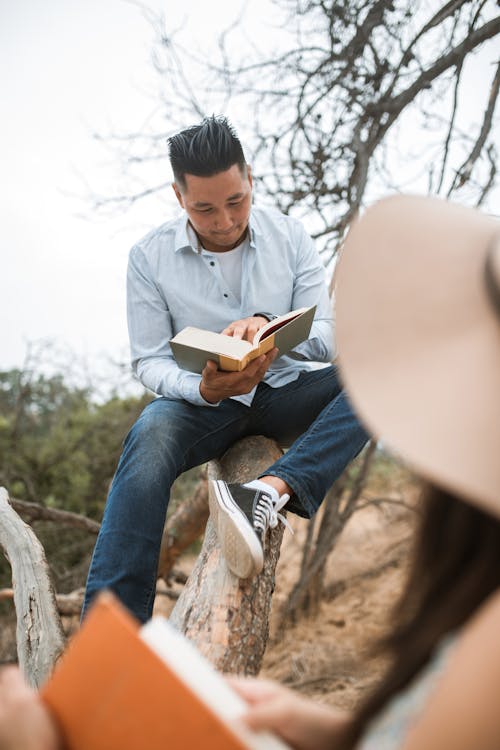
[173,164,253,253]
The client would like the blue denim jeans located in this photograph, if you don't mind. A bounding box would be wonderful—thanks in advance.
[83,366,368,622]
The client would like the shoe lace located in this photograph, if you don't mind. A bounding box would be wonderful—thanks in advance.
[254,492,294,535]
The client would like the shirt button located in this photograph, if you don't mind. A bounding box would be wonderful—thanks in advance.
[223,293,229,298]
[209,261,215,266]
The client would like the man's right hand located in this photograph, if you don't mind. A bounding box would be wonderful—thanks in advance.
[199,348,278,404]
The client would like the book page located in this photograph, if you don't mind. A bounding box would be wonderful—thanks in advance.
[172,327,254,358]
[141,618,290,750]
[253,307,309,345]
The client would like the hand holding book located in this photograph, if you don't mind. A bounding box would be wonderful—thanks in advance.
[200,348,279,404]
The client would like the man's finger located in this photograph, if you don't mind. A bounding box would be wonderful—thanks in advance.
[262,348,279,368]
[231,325,246,340]
[253,349,278,379]
[246,324,261,342]
[202,360,219,380]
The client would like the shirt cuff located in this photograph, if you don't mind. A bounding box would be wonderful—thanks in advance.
[180,373,221,407]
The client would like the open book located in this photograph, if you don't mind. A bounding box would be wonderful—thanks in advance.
[170,305,316,373]
[41,592,290,750]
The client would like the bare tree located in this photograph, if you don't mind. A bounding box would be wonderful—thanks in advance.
[92,0,499,263]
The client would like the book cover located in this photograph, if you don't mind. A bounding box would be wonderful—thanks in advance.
[170,305,316,373]
[40,592,289,750]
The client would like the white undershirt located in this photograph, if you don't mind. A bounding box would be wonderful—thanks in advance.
[187,223,246,304]
[214,241,245,303]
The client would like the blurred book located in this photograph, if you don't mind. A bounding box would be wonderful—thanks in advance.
[41,592,290,750]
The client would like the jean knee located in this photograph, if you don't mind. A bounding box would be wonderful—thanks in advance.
[124,401,184,468]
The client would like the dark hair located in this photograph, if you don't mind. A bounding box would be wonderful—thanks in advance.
[342,483,500,748]
[168,115,246,189]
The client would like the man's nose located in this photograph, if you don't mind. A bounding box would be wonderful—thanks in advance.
[215,210,233,230]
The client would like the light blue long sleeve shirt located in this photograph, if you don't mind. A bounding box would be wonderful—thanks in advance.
[127,205,334,406]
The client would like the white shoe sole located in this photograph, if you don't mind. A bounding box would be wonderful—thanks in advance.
[208,480,264,579]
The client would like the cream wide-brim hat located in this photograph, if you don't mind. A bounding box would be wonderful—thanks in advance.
[336,194,500,518]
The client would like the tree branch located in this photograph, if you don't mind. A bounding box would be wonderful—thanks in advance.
[10,497,100,534]
[381,17,500,123]
[448,58,500,194]
[476,144,498,206]
[436,60,463,194]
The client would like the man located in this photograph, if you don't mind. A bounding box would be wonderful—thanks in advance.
[83,116,368,623]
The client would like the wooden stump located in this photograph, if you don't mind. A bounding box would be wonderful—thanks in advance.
[169,436,284,675]
[0,487,65,687]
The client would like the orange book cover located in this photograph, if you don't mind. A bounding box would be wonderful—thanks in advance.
[41,592,288,750]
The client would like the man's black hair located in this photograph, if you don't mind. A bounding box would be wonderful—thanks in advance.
[168,115,247,189]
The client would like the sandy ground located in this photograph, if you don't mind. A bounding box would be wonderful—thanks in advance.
[261,501,415,709]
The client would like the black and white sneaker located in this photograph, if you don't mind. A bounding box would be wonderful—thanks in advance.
[208,479,290,578]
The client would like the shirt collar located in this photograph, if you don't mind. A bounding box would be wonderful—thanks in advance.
[247,211,259,248]
[174,215,196,254]
[173,209,261,253]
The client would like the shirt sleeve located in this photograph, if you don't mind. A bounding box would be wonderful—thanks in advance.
[287,221,335,362]
[127,245,219,407]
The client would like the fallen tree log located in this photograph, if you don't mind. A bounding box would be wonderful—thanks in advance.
[0,487,65,687]
[170,436,284,675]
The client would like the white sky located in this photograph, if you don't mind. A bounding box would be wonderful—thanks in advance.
[0,0,270,377]
[1,1,498,380]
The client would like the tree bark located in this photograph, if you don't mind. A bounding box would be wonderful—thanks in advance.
[0,487,65,687]
[169,436,284,675]
[0,587,86,617]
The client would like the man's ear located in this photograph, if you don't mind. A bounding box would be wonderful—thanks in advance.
[246,164,253,189]
[172,183,184,208]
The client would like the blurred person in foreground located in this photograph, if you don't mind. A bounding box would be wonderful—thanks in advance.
[229,194,500,749]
